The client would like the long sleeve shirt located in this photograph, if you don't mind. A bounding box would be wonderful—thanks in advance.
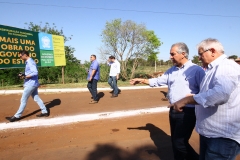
[193,54,240,144]
[149,61,205,107]
[108,60,120,76]
[24,58,39,87]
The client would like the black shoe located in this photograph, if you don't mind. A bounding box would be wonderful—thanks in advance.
[111,94,118,98]
[109,90,114,93]
[118,89,121,94]
[6,116,20,122]
[36,113,49,117]
[89,100,98,104]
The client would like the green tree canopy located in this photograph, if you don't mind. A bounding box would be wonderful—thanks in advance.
[228,55,238,60]
[100,19,162,79]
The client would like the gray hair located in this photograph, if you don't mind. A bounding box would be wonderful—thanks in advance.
[171,42,189,59]
[197,38,224,54]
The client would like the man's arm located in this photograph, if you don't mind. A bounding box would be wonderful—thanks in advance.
[116,61,121,80]
[170,95,197,112]
[25,61,38,79]
[89,69,96,81]
[129,78,149,85]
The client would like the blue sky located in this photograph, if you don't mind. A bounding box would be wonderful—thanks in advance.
[1,0,240,63]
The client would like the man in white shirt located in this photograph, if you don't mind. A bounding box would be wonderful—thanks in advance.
[171,38,240,160]
[108,55,121,97]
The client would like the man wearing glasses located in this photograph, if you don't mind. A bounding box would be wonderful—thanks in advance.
[171,38,240,160]
[130,42,205,160]
[6,50,48,122]
[87,54,100,104]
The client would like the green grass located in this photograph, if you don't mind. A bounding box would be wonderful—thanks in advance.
[0,65,172,90]
[0,81,138,90]
[135,65,171,74]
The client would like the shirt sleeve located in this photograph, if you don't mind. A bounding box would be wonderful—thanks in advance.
[27,61,38,77]
[117,62,120,74]
[149,71,168,87]
[92,61,99,70]
[194,66,240,108]
[195,67,206,89]
[107,62,112,66]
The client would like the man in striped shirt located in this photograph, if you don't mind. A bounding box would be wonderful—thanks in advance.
[171,38,240,160]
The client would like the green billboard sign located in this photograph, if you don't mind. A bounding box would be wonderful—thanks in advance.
[0,24,66,69]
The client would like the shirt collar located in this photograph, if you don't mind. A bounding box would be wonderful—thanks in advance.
[207,54,227,70]
[175,60,192,69]
[25,58,31,64]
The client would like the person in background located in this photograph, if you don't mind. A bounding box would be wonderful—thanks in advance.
[6,50,48,122]
[171,38,240,160]
[130,42,205,160]
[107,55,121,97]
[87,54,100,104]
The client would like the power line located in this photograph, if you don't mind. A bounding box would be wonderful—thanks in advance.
[0,1,240,18]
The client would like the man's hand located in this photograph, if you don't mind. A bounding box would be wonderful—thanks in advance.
[129,78,142,85]
[168,99,186,112]
[18,72,26,79]
[168,95,196,112]
[117,74,119,80]
[88,76,92,81]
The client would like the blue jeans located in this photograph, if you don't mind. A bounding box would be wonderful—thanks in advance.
[14,86,48,118]
[169,107,199,160]
[87,79,98,101]
[200,135,240,160]
[108,76,119,95]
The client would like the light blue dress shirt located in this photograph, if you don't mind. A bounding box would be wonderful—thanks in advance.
[149,61,205,107]
[24,58,39,87]
[193,55,240,144]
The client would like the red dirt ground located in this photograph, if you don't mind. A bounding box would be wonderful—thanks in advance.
[0,88,239,160]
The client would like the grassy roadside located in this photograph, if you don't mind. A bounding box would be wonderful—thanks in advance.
[0,66,171,90]
[0,80,143,90]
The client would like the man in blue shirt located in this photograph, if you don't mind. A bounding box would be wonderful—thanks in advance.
[87,54,100,104]
[171,38,240,160]
[6,50,48,122]
[130,42,205,160]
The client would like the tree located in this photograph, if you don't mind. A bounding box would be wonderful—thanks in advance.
[100,19,162,79]
[228,55,238,60]
[192,55,200,64]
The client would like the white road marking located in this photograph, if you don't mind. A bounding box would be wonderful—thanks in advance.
[0,106,169,130]
[0,86,167,95]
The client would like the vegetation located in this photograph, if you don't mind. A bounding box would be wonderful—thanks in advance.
[0,21,172,89]
[99,19,162,79]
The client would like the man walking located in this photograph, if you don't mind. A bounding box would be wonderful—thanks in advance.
[130,42,205,160]
[171,38,240,160]
[6,50,48,122]
[87,54,100,104]
[107,55,121,98]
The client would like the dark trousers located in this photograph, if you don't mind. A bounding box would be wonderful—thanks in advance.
[169,107,199,160]
[87,79,98,101]
[200,135,240,160]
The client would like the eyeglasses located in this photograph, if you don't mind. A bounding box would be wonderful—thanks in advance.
[198,49,211,56]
